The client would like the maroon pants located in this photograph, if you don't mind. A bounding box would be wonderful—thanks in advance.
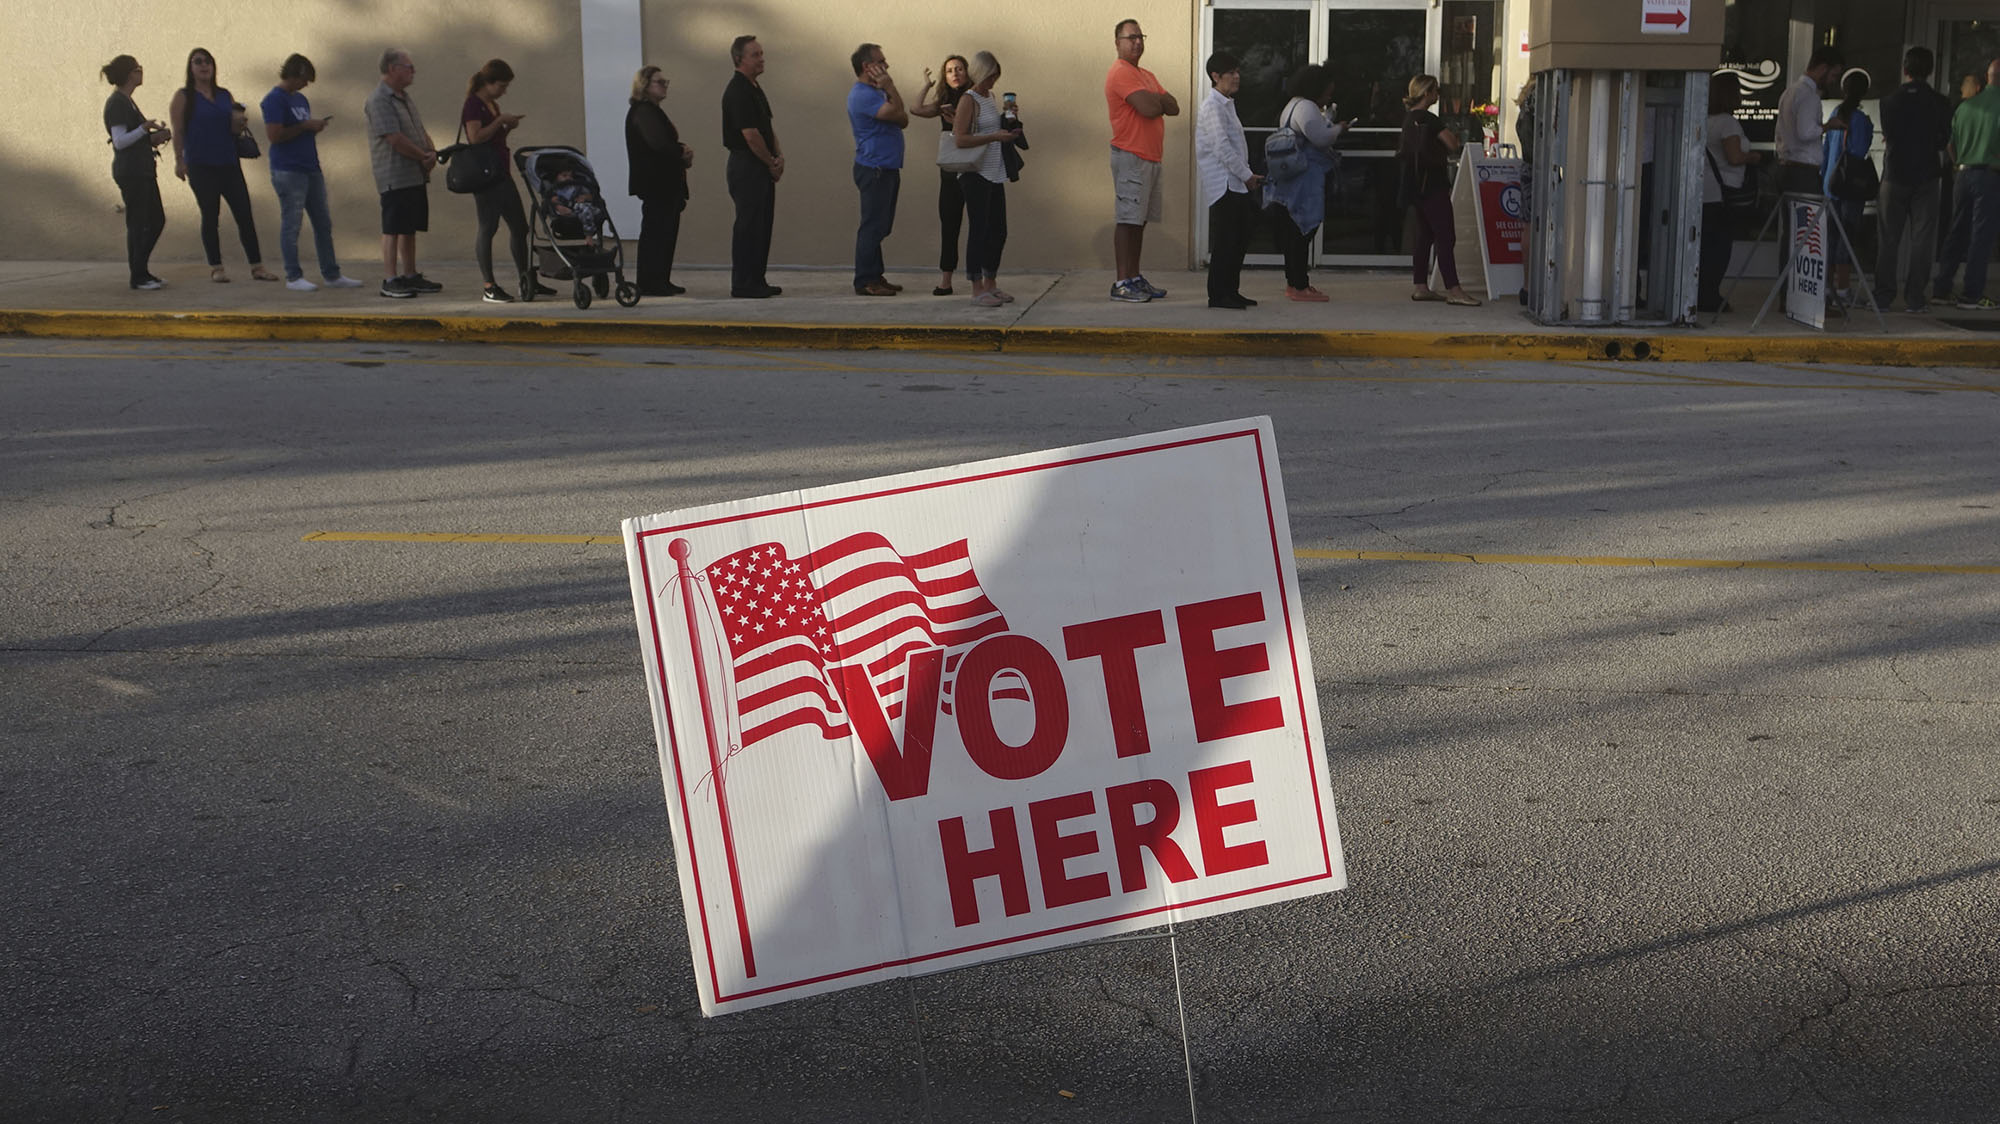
[1410,191,1458,289]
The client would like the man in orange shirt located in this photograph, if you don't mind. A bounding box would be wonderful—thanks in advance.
[1106,18,1179,302]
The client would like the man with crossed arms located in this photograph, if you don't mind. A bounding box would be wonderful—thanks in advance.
[1106,18,1178,303]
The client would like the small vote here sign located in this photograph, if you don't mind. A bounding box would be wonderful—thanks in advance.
[623,419,1346,1016]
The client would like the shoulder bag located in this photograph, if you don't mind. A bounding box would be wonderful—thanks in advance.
[443,121,505,194]
[1704,144,1758,212]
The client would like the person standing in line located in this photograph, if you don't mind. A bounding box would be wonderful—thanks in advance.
[1936,66,2000,309]
[1698,71,1761,314]
[911,54,971,296]
[949,51,1021,308]
[364,48,440,299]
[722,35,782,299]
[1821,71,1874,308]
[1774,45,1847,197]
[1398,74,1478,306]
[170,48,279,282]
[261,54,361,292]
[847,43,908,297]
[1934,59,2000,305]
[626,65,692,296]
[1265,63,1348,302]
[461,59,535,303]
[101,55,172,290]
[1105,18,1178,303]
[1875,47,1952,313]
[1195,51,1263,309]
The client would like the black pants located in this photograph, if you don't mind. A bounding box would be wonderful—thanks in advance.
[186,161,260,267]
[1698,201,1734,311]
[938,170,965,275]
[637,193,683,288]
[960,174,1007,280]
[1270,204,1314,290]
[1207,190,1253,303]
[472,174,529,285]
[726,149,776,293]
[115,173,165,285]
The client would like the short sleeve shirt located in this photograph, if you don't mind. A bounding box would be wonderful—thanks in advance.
[1951,86,2000,168]
[1106,61,1167,162]
[262,86,320,174]
[365,80,429,192]
[1702,113,1747,203]
[462,95,509,166]
[847,82,903,169]
[722,72,773,152]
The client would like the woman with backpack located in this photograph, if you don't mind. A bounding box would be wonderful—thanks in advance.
[1264,64,1351,302]
[1823,71,1876,308]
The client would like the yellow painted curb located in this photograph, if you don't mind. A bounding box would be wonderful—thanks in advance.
[2,307,1995,367]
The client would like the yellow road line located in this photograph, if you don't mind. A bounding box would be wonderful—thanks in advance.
[1295,548,2000,575]
[301,532,2000,575]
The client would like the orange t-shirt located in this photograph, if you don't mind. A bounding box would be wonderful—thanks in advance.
[1105,60,1166,162]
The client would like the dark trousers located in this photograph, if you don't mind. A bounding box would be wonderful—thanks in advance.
[1270,204,1313,289]
[853,164,900,288]
[726,149,776,293]
[1206,190,1253,303]
[1410,191,1458,289]
[471,173,529,285]
[938,170,965,275]
[637,193,683,288]
[1934,169,1999,300]
[186,161,261,267]
[1698,201,1733,311]
[960,174,1006,280]
[1875,177,1939,308]
[115,173,165,285]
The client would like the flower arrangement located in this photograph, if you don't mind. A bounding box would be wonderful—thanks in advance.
[1474,102,1500,118]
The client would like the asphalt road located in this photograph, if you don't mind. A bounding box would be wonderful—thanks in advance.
[4,339,1998,1123]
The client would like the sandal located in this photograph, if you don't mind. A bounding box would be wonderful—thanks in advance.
[1444,291,1482,307]
[250,266,281,282]
[210,267,231,283]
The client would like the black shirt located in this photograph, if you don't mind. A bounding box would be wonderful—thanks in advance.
[625,100,686,199]
[1397,108,1449,202]
[721,71,773,153]
[104,91,154,180]
[1879,80,1952,184]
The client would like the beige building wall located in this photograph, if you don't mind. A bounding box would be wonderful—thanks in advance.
[22,1,1201,275]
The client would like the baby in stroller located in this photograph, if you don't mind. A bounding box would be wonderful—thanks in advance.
[524,150,605,241]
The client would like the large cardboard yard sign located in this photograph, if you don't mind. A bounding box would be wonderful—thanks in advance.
[623,419,1346,1016]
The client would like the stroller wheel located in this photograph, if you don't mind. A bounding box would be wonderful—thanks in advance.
[615,282,641,308]
[573,281,593,310]
[593,274,611,299]
[520,269,537,302]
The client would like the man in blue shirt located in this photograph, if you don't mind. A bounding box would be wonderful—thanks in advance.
[846,43,907,296]
[260,54,360,291]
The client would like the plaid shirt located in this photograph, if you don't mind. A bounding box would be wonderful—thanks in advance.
[364,80,429,192]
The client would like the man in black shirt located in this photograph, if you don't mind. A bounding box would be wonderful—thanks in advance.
[1877,46,1953,312]
[722,35,783,298]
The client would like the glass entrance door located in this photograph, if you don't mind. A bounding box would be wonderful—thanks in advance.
[1204,1,1503,268]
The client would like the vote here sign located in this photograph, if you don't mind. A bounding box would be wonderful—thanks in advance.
[622,418,1346,1016]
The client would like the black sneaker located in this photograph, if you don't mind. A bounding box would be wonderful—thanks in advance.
[400,273,443,293]
[532,280,557,296]
[482,284,515,303]
[379,277,415,299]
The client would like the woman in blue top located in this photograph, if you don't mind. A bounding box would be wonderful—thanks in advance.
[1822,71,1874,307]
[169,48,277,282]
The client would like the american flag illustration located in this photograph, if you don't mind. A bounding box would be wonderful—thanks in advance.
[700,532,1010,750]
[1794,204,1822,255]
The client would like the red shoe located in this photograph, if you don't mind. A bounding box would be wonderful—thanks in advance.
[1287,286,1330,302]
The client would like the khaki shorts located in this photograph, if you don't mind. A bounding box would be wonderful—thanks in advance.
[1110,146,1163,225]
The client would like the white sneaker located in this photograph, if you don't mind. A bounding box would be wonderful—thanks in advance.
[285,277,318,292]
[324,275,363,289]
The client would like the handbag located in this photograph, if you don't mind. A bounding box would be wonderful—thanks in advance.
[937,130,979,174]
[234,129,261,160]
[443,122,505,194]
[1704,145,1758,212]
[1833,150,1880,202]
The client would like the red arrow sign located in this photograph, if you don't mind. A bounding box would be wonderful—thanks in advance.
[1644,9,1688,28]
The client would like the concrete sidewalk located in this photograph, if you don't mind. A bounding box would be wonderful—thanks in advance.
[1,259,1993,365]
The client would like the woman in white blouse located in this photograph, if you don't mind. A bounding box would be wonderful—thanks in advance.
[1195,51,1263,309]
[949,52,1022,307]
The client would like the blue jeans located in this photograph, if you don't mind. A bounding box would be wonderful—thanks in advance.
[853,163,900,288]
[270,168,341,281]
[1963,168,2000,301]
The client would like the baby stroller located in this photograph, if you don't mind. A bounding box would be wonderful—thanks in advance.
[514,145,639,309]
